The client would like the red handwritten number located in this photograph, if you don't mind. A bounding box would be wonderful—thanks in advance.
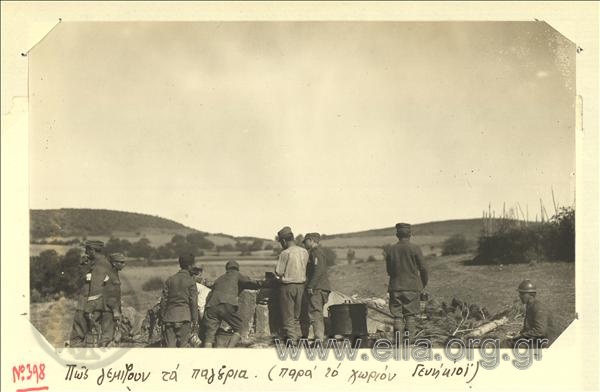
[38,364,46,381]
[12,364,45,384]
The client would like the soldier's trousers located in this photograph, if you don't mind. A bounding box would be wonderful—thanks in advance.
[279,283,305,340]
[301,290,330,340]
[69,310,88,347]
[389,290,420,341]
[98,311,116,347]
[202,304,243,346]
[163,321,192,347]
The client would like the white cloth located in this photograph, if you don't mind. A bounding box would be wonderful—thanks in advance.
[196,283,211,318]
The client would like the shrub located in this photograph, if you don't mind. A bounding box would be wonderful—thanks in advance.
[474,207,575,264]
[367,255,377,262]
[546,206,575,262]
[442,234,470,255]
[30,248,84,299]
[142,276,164,292]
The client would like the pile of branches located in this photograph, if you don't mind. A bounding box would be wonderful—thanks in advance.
[416,298,524,345]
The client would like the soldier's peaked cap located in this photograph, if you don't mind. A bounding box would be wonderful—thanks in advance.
[395,223,411,231]
[277,226,294,240]
[304,232,321,242]
[84,240,104,250]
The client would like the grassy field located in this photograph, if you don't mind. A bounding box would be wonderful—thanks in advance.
[30,254,574,347]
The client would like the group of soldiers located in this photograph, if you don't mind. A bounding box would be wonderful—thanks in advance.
[69,240,126,347]
[69,223,554,348]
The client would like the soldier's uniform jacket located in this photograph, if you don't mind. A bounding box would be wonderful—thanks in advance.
[205,270,261,308]
[385,240,429,291]
[85,254,112,312]
[103,265,122,313]
[522,297,555,340]
[160,270,199,324]
[75,262,93,311]
[306,246,331,291]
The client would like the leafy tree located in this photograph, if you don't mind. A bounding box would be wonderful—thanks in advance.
[250,239,264,252]
[105,237,132,255]
[154,245,175,260]
[171,234,187,246]
[129,238,154,259]
[30,249,61,296]
[186,232,214,250]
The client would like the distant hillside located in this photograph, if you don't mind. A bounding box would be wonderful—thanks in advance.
[30,209,200,239]
[323,219,486,241]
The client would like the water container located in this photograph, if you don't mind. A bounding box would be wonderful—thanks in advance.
[328,302,368,338]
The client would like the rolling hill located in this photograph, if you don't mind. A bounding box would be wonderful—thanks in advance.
[30,208,199,238]
[29,209,277,251]
[323,219,486,241]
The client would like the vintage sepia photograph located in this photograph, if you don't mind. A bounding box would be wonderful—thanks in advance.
[27,21,576,351]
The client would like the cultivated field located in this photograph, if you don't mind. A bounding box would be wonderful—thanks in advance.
[29,255,575,347]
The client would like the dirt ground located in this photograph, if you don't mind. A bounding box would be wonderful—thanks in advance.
[29,254,575,347]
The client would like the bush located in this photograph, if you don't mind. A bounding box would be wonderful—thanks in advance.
[546,206,575,262]
[477,227,542,264]
[475,207,574,264]
[30,248,84,299]
[442,234,470,255]
[142,276,164,292]
[366,255,377,262]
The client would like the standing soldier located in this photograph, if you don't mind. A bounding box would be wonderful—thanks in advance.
[83,240,112,347]
[302,233,331,341]
[202,260,262,348]
[274,226,309,342]
[68,245,95,347]
[510,280,555,347]
[385,223,429,343]
[98,253,126,347]
[160,254,201,347]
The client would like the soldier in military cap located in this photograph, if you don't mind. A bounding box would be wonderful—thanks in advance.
[385,223,429,343]
[301,233,331,341]
[98,253,126,347]
[68,245,96,347]
[274,226,309,342]
[81,240,113,346]
[202,260,263,348]
[159,254,201,347]
[508,280,556,347]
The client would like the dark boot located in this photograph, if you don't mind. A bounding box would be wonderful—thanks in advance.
[404,316,417,344]
[227,332,241,348]
[393,319,404,346]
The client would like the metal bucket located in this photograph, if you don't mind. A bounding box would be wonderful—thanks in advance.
[328,302,368,338]
[215,329,233,348]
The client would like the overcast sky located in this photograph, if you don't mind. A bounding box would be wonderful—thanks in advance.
[29,22,575,238]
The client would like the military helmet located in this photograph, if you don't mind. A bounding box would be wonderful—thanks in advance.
[518,280,537,293]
